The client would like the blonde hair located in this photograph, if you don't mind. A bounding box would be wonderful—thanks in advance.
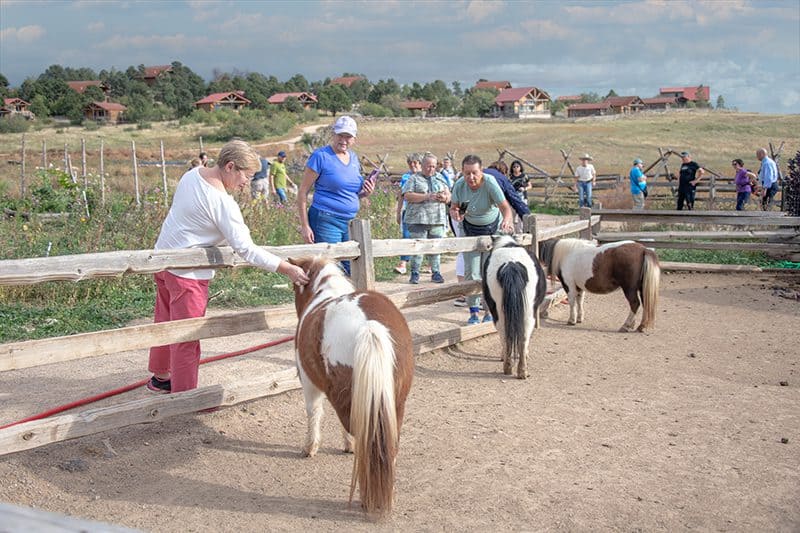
[216,140,260,172]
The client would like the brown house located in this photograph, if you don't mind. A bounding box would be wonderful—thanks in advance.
[659,85,710,103]
[556,95,582,103]
[567,101,613,118]
[604,95,644,114]
[67,80,110,99]
[85,101,126,123]
[267,92,318,109]
[141,65,174,86]
[2,97,30,113]
[330,76,365,88]
[642,96,677,111]
[400,100,435,117]
[493,87,551,118]
[474,80,512,91]
[194,91,252,112]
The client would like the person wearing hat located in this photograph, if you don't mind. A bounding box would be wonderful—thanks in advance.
[269,150,295,204]
[574,154,597,208]
[297,115,376,276]
[677,151,704,210]
[630,158,647,210]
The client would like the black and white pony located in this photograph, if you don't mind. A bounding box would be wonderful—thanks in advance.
[539,238,660,332]
[482,235,547,379]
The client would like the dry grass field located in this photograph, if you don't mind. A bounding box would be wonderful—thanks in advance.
[1,110,798,199]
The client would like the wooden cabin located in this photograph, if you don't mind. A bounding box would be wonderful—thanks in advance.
[400,99,436,117]
[67,80,110,99]
[85,101,126,124]
[642,96,678,111]
[267,92,318,109]
[474,80,512,91]
[493,87,551,118]
[567,101,613,118]
[604,95,644,114]
[141,65,174,86]
[194,91,252,112]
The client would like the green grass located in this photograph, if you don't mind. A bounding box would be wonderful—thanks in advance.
[656,248,787,268]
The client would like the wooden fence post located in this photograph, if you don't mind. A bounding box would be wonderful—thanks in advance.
[99,140,105,208]
[81,138,87,187]
[579,207,592,240]
[131,140,140,207]
[160,140,168,204]
[199,136,204,154]
[20,134,26,198]
[41,139,47,169]
[349,218,375,291]
[523,214,541,328]
[63,143,68,171]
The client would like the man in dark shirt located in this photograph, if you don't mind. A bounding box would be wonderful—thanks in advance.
[677,151,704,210]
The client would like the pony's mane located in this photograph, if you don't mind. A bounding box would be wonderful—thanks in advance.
[550,238,595,275]
[308,259,354,298]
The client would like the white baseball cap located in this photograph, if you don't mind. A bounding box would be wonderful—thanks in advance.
[333,115,358,138]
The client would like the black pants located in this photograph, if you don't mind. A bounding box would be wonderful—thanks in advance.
[677,188,696,210]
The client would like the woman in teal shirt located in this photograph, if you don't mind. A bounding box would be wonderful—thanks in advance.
[449,154,514,325]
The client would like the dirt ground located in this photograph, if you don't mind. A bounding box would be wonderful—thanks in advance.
[1,265,799,531]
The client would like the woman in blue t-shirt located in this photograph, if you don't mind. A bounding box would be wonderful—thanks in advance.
[297,116,376,275]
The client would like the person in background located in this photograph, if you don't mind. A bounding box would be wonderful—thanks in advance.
[574,154,596,208]
[757,148,779,211]
[188,157,202,170]
[297,116,376,276]
[450,154,514,325]
[677,151,704,210]
[629,158,647,210]
[250,154,270,202]
[148,140,309,394]
[394,153,422,275]
[440,156,456,188]
[509,160,531,202]
[198,152,209,167]
[732,158,757,211]
[269,150,295,204]
[484,160,530,233]
[402,153,450,284]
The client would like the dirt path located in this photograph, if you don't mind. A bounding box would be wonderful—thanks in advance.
[251,123,327,152]
[1,267,798,531]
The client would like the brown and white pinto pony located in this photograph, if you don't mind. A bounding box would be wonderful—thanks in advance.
[539,238,660,332]
[290,257,414,517]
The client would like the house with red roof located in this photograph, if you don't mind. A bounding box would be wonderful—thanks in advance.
[67,80,110,98]
[400,100,436,117]
[85,101,127,124]
[330,76,365,88]
[493,87,551,118]
[567,101,613,118]
[141,65,174,86]
[474,80,512,91]
[0,97,34,119]
[604,95,644,114]
[659,85,710,105]
[556,95,582,103]
[194,91,252,112]
[267,92,318,109]
[641,96,678,111]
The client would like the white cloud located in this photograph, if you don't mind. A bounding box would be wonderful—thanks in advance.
[519,19,569,40]
[87,21,105,31]
[780,89,800,109]
[0,25,45,43]
[465,0,505,23]
[100,33,214,50]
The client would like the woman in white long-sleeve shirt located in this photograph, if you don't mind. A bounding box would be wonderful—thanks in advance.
[148,140,309,394]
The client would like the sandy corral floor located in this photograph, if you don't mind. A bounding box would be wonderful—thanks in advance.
[1,252,799,531]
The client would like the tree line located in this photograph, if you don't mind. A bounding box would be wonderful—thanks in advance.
[0,63,511,123]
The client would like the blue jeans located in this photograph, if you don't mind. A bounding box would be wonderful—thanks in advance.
[736,192,751,211]
[308,206,352,276]
[274,188,287,203]
[399,210,410,262]
[407,223,445,274]
[761,182,779,210]
[577,181,593,208]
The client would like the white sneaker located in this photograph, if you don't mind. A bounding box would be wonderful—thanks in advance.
[394,265,407,275]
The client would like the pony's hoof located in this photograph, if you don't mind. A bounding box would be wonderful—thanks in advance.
[301,445,319,457]
[567,321,577,326]
[618,326,634,333]
[503,367,513,376]
[516,372,528,380]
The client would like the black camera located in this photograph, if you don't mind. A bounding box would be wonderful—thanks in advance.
[458,202,469,215]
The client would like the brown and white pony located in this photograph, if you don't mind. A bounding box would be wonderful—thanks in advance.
[539,238,660,332]
[290,257,414,517]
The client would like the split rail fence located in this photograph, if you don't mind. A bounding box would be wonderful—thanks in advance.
[0,214,597,456]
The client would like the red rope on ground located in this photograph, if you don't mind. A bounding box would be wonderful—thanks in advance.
[0,335,295,431]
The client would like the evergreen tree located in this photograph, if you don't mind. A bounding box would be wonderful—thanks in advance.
[318,84,352,115]
[716,95,726,109]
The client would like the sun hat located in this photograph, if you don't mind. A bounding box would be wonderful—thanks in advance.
[679,151,690,157]
[333,115,358,137]
[633,158,643,165]
[580,153,593,160]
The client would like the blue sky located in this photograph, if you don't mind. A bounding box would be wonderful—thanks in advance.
[1,0,799,113]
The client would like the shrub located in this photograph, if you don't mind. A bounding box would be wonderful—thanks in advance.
[359,102,394,117]
[0,115,31,133]
[785,150,800,216]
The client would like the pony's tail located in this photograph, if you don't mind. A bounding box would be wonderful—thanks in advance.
[349,321,398,517]
[640,251,661,330]
[498,262,530,361]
